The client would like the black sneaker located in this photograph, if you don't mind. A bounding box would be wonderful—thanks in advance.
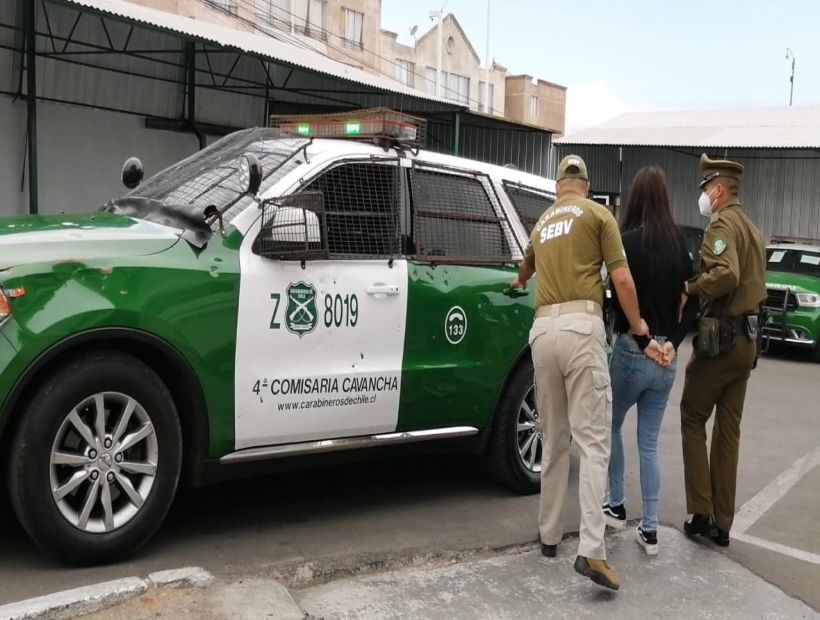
[684,514,717,538]
[635,525,658,555]
[602,503,627,529]
[712,527,730,547]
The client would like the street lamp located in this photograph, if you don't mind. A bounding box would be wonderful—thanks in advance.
[785,48,796,107]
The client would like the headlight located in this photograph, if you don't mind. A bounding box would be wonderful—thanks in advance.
[0,290,9,319]
[795,293,820,308]
[0,287,25,320]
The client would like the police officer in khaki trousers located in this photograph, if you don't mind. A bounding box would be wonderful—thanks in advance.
[680,154,766,547]
[511,155,648,591]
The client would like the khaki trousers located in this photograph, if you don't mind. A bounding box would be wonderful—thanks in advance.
[680,338,756,531]
[530,311,612,560]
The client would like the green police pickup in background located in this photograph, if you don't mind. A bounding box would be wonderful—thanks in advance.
[762,238,820,362]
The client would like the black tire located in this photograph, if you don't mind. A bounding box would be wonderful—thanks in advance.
[487,358,540,494]
[8,351,182,565]
[812,342,820,363]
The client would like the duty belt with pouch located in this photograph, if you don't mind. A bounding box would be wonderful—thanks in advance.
[696,315,758,358]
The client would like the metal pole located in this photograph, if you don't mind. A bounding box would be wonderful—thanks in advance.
[25,0,38,214]
[790,56,795,106]
[186,41,205,149]
[452,112,460,156]
[786,48,796,107]
[484,0,490,113]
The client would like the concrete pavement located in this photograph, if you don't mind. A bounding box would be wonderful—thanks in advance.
[78,526,818,620]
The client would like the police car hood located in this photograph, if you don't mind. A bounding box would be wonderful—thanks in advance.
[766,271,820,294]
[0,212,179,270]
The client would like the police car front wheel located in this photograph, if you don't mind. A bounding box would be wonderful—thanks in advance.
[8,350,182,565]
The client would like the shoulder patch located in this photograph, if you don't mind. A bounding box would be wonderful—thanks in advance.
[713,238,728,255]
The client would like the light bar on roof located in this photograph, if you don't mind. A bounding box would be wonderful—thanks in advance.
[270,107,426,148]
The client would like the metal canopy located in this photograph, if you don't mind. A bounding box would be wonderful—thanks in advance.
[0,0,555,213]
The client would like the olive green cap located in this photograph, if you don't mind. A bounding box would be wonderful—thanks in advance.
[556,154,589,182]
[699,153,744,189]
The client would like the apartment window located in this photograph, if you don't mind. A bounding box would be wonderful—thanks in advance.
[257,1,326,40]
[425,66,437,95]
[205,0,238,16]
[445,72,469,105]
[478,81,495,114]
[395,59,415,88]
[343,8,364,49]
[530,95,539,120]
[258,0,289,28]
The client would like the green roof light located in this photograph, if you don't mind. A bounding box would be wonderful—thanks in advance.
[345,121,362,135]
[297,123,311,136]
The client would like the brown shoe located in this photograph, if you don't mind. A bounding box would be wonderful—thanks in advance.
[574,555,620,591]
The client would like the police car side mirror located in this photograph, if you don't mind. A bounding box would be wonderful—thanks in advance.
[257,192,329,262]
[121,157,144,189]
[270,207,322,245]
[239,153,263,197]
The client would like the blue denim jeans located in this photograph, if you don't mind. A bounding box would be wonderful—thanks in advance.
[607,334,677,532]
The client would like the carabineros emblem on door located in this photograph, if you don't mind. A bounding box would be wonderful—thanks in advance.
[286,281,318,337]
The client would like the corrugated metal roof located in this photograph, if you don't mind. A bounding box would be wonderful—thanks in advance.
[556,105,820,149]
[61,0,457,107]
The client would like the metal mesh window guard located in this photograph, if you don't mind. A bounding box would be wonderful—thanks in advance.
[126,128,308,230]
[503,182,555,235]
[301,162,401,259]
[257,191,328,261]
[410,168,511,263]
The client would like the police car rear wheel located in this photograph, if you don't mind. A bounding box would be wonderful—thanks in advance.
[487,359,540,494]
[8,351,182,565]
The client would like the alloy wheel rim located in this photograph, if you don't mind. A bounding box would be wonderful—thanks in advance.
[49,392,158,533]
[516,385,542,474]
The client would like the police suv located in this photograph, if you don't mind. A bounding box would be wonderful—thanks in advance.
[0,109,558,564]
[763,237,820,362]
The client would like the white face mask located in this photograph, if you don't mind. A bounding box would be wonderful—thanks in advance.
[698,189,714,217]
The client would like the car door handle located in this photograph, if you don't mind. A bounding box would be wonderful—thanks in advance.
[366,284,400,296]
[502,287,529,298]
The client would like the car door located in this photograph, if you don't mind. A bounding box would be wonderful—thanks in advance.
[396,161,534,433]
[233,158,408,449]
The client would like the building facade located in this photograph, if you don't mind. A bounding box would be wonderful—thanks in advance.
[505,75,567,136]
[126,0,565,132]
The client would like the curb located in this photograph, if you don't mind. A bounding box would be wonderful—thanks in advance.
[0,577,148,620]
[0,567,215,620]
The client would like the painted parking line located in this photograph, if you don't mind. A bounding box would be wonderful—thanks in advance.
[734,442,820,535]
[733,532,820,567]
[731,442,820,565]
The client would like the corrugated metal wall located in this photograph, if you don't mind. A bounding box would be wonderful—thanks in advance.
[427,118,555,178]
[557,144,820,241]
[553,145,621,194]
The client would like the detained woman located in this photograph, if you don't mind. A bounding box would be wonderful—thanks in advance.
[602,166,696,555]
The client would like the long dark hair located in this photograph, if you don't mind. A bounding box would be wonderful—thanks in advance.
[621,166,687,326]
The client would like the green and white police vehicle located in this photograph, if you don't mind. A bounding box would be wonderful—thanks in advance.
[763,237,820,362]
[0,110,560,564]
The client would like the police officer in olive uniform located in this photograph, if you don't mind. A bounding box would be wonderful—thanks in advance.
[680,154,767,547]
[511,155,649,591]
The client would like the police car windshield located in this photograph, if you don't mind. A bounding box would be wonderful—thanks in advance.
[103,128,309,231]
[767,248,820,279]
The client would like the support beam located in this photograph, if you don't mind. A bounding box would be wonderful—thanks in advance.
[452,112,461,156]
[25,0,38,214]
[185,41,205,149]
